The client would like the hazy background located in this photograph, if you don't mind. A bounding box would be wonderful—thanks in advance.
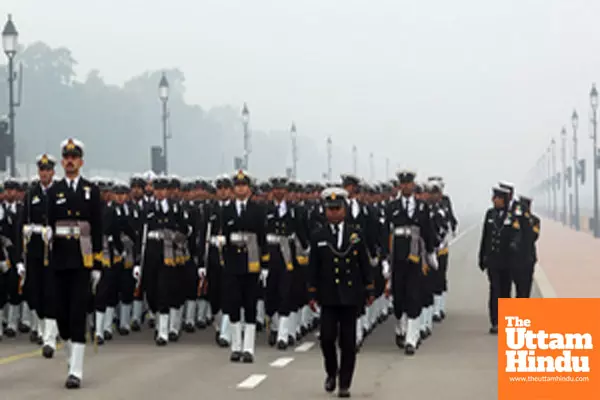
[2,0,600,216]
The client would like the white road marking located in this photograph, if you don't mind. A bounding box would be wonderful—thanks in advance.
[449,224,478,246]
[270,357,294,367]
[237,374,267,389]
[295,341,315,352]
[533,265,557,298]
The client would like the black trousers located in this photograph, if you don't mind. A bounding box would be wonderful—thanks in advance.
[117,263,135,305]
[6,265,22,305]
[320,305,358,390]
[512,262,535,298]
[0,271,7,308]
[24,256,56,319]
[433,254,449,295]
[487,266,512,326]
[223,272,259,323]
[420,267,434,308]
[265,256,293,317]
[54,268,91,343]
[391,260,422,319]
[207,247,223,314]
[183,260,198,302]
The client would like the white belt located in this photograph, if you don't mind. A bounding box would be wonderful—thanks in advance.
[56,226,81,237]
[393,227,412,237]
[148,231,164,240]
[209,235,226,246]
[25,224,46,234]
[230,233,244,243]
[266,234,281,245]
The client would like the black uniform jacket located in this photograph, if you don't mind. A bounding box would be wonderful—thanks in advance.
[221,199,268,274]
[47,177,103,270]
[307,223,374,307]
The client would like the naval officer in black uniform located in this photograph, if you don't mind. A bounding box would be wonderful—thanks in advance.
[308,187,374,398]
[46,138,103,389]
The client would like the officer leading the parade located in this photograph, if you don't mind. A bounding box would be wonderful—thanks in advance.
[45,138,103,389]
[307,186,374,398]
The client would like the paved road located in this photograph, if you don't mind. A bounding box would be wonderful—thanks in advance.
[0,222,506,400]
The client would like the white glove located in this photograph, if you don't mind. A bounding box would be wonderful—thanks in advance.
[22,225,33,241]
[369,256,379,267]
[427,253,439,270]
[260,269,269,286]
[0,261,9,273]
[91,270,102,292]
[381,260,391,280]
[198,267,207,279]
[16,262,26,278]
[132,265,142,282]
[42,227,53,243]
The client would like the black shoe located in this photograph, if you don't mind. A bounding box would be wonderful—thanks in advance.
[324,376,336,393]
[277,340,288,350]
[5,327,16,338]
[242,351,254,363]
[404,344,415,355]
[18,322,31,334]
[268,331,277,347]
[420,330,427,341]
[156,337,167,346]
[300,326,308,336]
[440,311,446,320]
[131,321,141,332]
[489,325,498,335]
[196,320,207,330]
[288,335,296,346]
[217,337,230,348]
[433,314,442,323]
[65,374,81,389]
[395,334,405,349]
[37,336,44,345]
[42,345,54,359]
[168,332,179,342]
[296,332,302,342]
[96,336,105,346]
[425,328,432,338]
[338,388,351,398]
[148,319,155,329]
[104,331,113,341]
[118,327,130,336]
[230,351,242,362]
[29,331,39,343]
[183,323,195,333]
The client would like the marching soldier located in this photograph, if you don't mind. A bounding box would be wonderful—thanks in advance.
[46,138,104,388]
[19,154,59,356]
[307,187,374,398]
[514,195,539,298]
[199,175,232,346]
[478,186,521,334]
[382,170,436,355]
[128,174,147,331]
[221,170,269,363]
[2,177,25,338]
[134,176,188,346]
[0,184,11,340]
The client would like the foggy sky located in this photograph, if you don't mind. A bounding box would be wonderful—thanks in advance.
[2,0,600,212]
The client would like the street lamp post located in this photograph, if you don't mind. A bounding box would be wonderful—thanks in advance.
[2,14,18,178]
[242,103,250,170]
[561,127,567,224]
[290,122,298,179]
[590,84,599,237]
[551,139,557,220]
[572,110,581,230]
[158,73,170,174]
[326,136,332,181]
